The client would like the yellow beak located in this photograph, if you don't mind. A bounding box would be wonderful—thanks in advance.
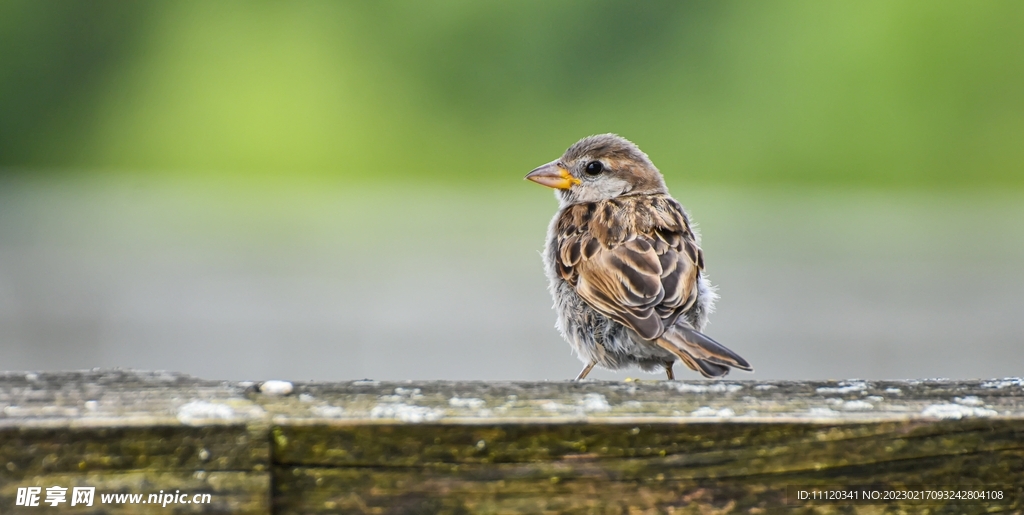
[525,161,579,190]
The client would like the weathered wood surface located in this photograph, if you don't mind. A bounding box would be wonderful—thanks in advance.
[2,370,1023,514]
[0,371,269,514]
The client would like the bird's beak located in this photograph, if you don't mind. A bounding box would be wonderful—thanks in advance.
[525,161,579,190]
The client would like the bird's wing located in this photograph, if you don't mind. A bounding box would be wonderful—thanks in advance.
[555,196,702,340]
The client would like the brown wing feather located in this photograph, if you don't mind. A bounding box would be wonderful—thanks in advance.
[556,196,702,340]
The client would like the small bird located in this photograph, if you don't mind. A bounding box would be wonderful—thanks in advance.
[526,134,751,380]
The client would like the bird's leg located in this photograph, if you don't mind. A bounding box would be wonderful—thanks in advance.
[664,361,675,380]
[575,362,597,381]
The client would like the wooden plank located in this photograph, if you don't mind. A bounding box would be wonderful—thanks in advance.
[274,454,1024,514]
[3,371,1024,513]
[0,370,270,514]
[255,378,1024,424]
[261,379,1024,514]
[1,471,267,515]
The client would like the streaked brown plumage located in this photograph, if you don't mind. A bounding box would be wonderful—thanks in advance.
[526,134,752,380]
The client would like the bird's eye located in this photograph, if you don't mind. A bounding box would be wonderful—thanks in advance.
[584,161,604,176]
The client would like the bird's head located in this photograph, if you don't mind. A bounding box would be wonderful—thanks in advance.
[526,134,667,206]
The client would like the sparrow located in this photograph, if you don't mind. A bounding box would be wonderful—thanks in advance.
[526,134,752,380]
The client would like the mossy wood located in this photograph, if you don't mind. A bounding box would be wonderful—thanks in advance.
[1,371,1023,514]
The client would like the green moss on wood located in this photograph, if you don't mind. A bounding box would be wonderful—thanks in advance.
[2,371,1023,514]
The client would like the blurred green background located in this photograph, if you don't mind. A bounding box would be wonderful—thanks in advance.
[2,1,1022,381]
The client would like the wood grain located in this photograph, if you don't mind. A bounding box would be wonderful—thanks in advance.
[2,371,1023,513]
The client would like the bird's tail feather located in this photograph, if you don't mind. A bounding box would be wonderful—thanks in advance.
[656,326,752,378]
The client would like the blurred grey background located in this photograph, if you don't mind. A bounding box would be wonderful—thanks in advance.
[1,1,1023,381]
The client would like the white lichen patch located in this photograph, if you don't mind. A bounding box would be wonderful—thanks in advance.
[581,393,611,412]
[538,394,612,414]
[921,403,997,420]
[369,403,443,423]
[449,397,486,409]
[981,378,1024,389]
[753,384,776,391]
[668,383,743,394]
[954,396,984,406]
[807,407,840,418]
[177,401,235,424]
[885,388,902,394]
[842,400,874,411]
[536,394,610,415]
[541,402,563,412]
[312,405,346,418]
[816,382,868,394]
[691,406,735,418]
[379,387,425,403]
